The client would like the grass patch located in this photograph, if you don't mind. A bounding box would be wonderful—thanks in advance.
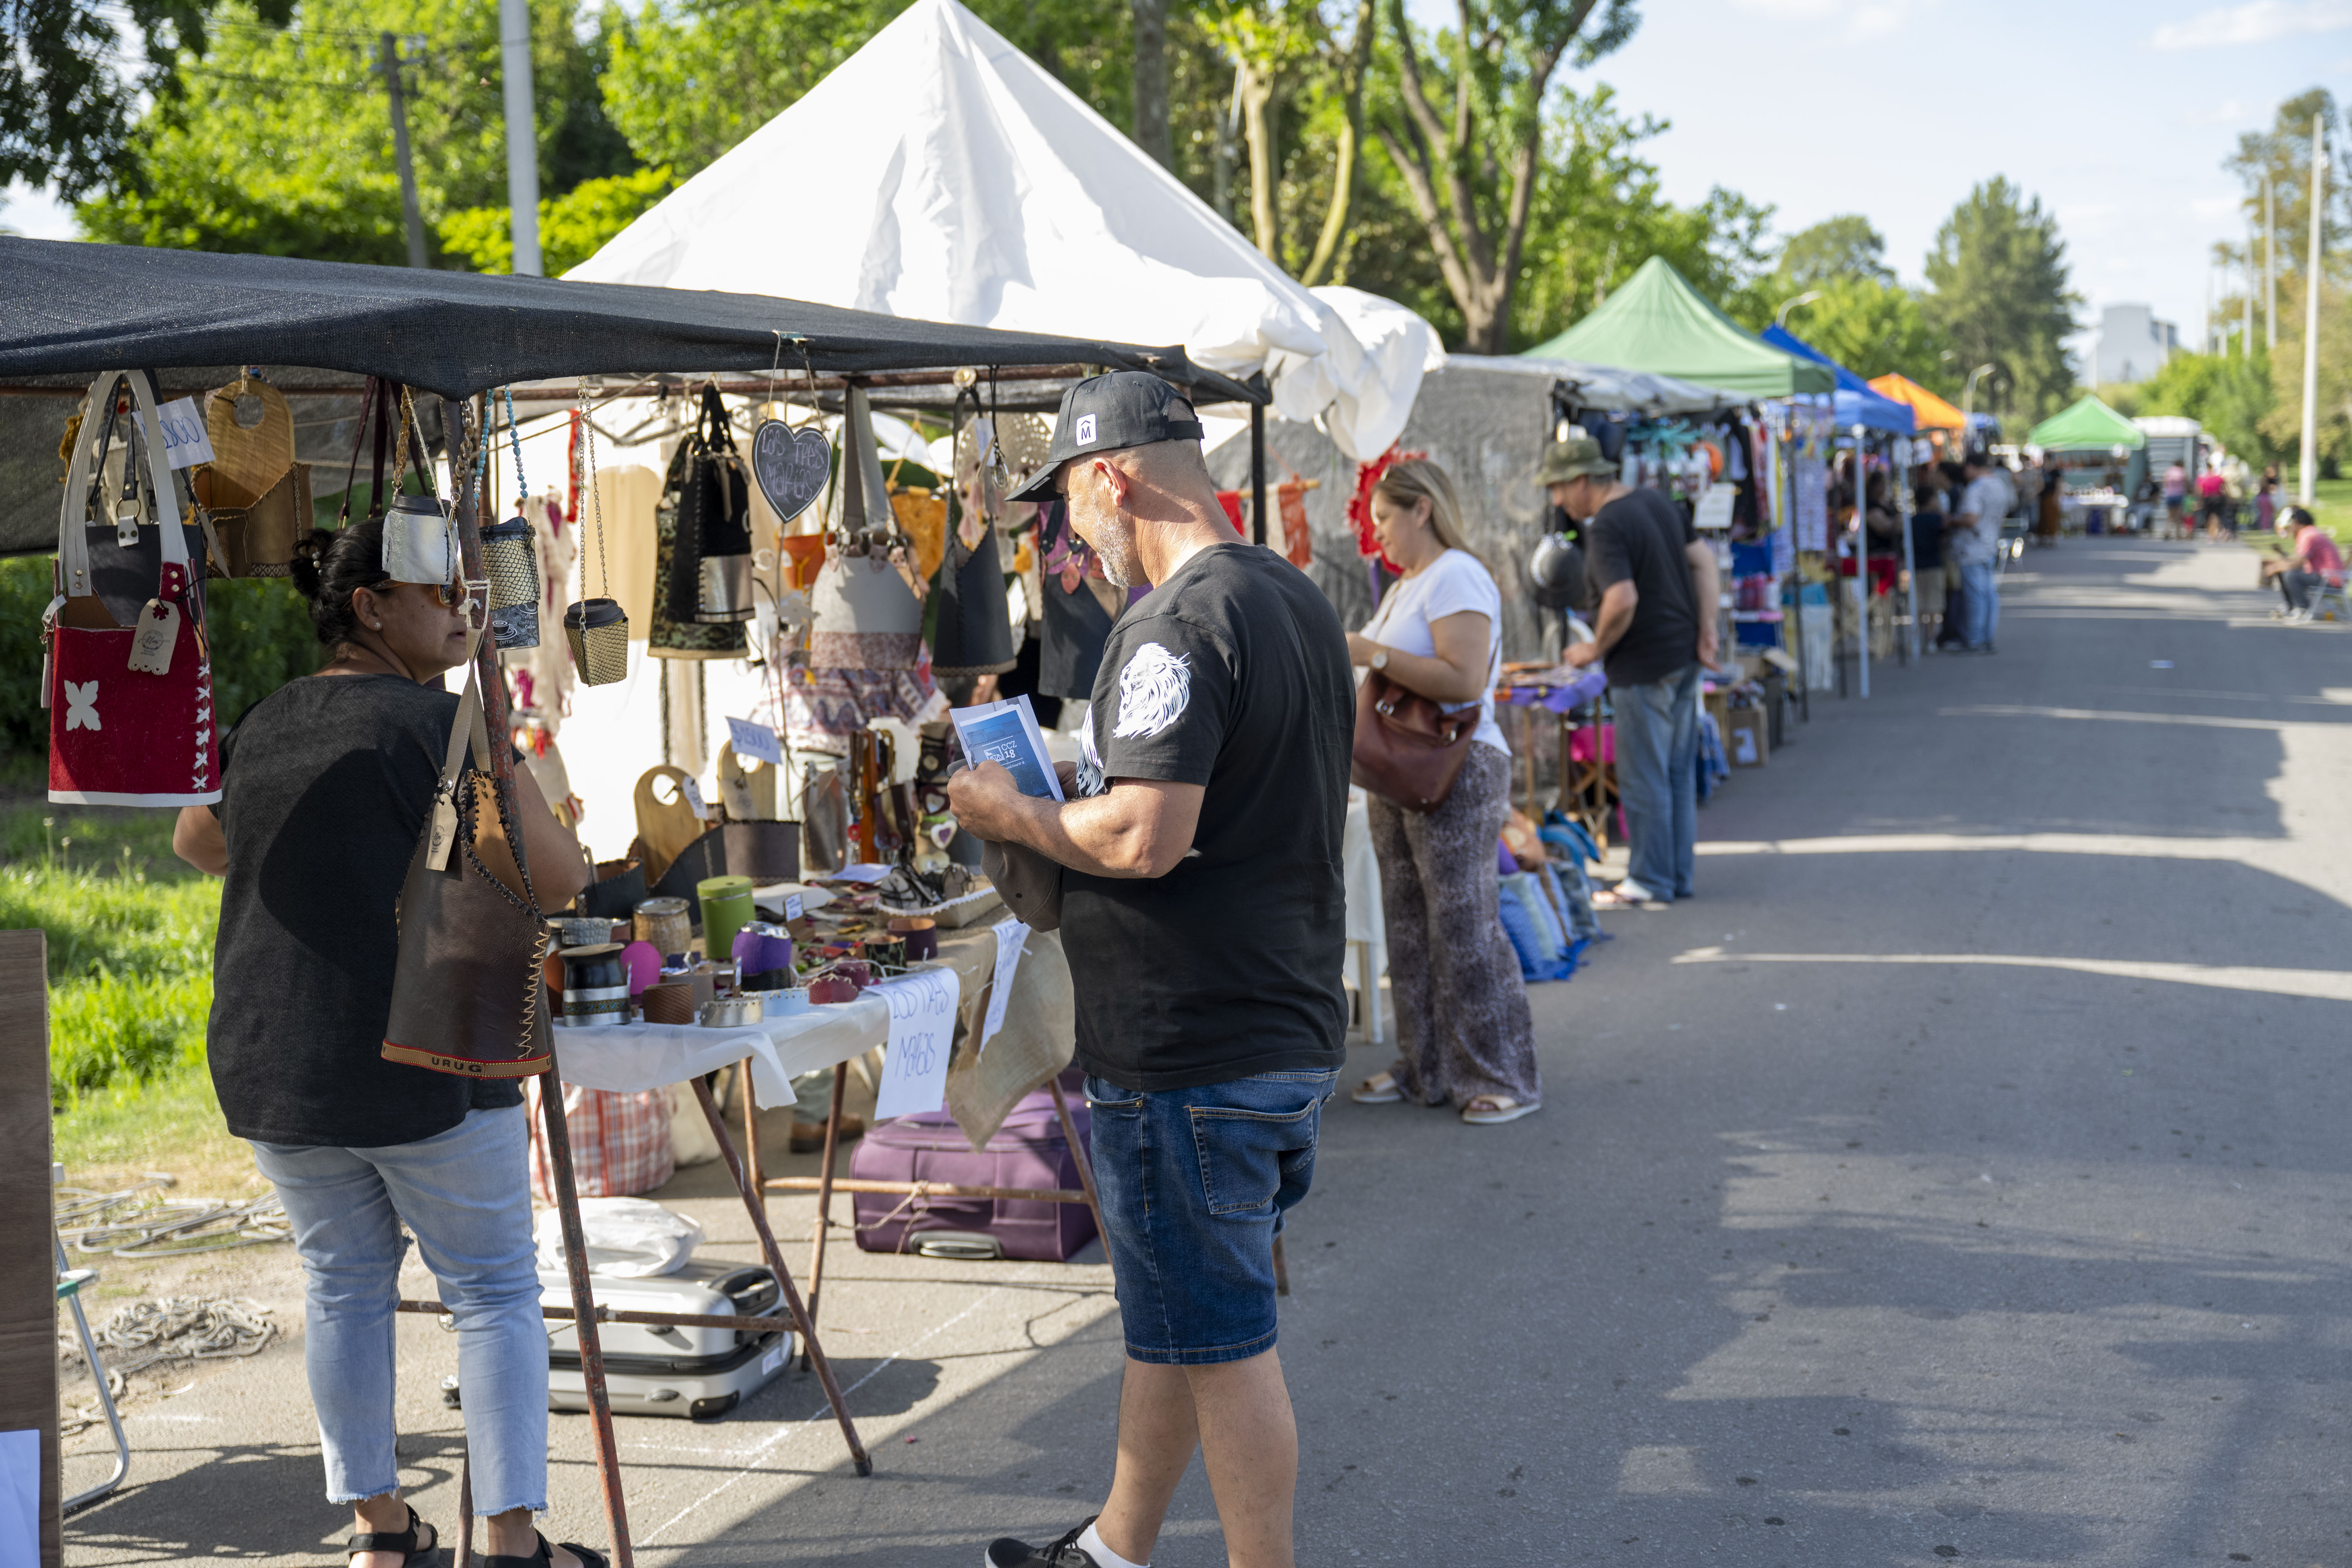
[53,1056,263,1197]
[2,802,221,1106]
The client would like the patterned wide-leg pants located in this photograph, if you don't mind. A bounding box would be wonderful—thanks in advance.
[1366,744,1543,1108]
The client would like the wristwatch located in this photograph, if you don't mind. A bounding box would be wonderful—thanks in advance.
[1369,648,1390,672]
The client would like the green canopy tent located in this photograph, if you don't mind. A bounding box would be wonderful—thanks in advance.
[2028,394,2146,452]
[1521,257,1834,398]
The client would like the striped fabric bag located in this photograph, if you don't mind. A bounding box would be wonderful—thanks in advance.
[524,1077,676,1202]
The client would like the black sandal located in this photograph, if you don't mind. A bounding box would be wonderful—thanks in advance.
[345,1504,437,1566]
[484,1532,611,1568]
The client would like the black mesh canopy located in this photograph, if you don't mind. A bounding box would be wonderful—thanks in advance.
[0,237,1263,403]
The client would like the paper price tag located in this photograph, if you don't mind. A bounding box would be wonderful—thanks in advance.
[125,599,177,675]
[727,716,784,765]
[155,397,215,469]
[680,776,708,818]
[981,917,1029,1051]
[871,968,959,1119]
[784,892,803,922]
[425,789,459,871]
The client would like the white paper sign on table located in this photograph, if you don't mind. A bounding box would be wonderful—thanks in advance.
[981,916,1029,1050]
[0,1426,36,1568]
[728,716,784,765]
[824,862,892,885]
[155,397,215,469]
[870,967,960,1119]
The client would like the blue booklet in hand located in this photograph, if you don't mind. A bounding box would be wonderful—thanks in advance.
[950,694,1065,802]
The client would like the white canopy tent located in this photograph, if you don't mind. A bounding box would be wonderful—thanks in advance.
[568,0,1431,459]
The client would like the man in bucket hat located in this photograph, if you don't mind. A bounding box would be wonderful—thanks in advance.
[1544,432,1718,909]
[949,371,1354,1568]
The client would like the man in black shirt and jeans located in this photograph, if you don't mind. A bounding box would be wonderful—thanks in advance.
[949,373,1354,1568]
[1549,435,1720,907]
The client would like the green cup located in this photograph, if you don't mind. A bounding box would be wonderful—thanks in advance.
[697,875,756,967]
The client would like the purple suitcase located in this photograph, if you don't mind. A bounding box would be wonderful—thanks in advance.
[850,1081,1095,1261]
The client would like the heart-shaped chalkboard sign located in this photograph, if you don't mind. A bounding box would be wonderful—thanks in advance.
[752,419,833,523]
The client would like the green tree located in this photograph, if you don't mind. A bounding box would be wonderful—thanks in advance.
[1923,176,2079,424]
[439,164,675,273]
[1769,213,1893,293]
[601,0,1130,179]
[0,0,293,201]
[76,0,631,265]
[2125,346,2278,467]
[2226,89,2349,285]
[1371,0,1639,353]
[1781,276,1953,389]
[2261,274,2352,472]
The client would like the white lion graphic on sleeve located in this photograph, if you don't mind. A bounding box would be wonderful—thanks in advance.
[1111,642,1192,739]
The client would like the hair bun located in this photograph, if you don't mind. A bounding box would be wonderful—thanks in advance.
[287,528,332,599]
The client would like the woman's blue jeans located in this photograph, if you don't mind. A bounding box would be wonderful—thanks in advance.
[250,1106,547,1514]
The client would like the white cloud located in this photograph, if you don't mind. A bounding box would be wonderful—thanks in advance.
[1730,0,1939,37]
[2151,0,2352,50]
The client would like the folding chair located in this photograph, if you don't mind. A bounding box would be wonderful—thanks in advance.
[57,1230,130,1511]
[2308,579,2350,622]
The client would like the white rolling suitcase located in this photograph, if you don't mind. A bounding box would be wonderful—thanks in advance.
[442,1260,796,1421]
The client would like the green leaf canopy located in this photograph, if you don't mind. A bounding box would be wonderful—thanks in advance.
[1520,256,1834,398]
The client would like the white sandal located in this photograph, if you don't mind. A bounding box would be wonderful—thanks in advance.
[1351,1072,1406,1104]
[1461,1095,1540,1125]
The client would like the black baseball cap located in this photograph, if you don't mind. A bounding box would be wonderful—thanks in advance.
[1008,371,1206,503]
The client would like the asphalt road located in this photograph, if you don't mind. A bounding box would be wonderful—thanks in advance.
[64,539,2352,1566]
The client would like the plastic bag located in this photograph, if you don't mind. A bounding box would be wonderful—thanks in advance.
[533,1197,704,1278]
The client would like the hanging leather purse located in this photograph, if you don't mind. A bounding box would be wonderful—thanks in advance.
[193,373,310,579]
[45,370,222,808]
[381,649,554,1078]
[649,386,750,659]
[808,385,923,670]
[1350,669,1478,814]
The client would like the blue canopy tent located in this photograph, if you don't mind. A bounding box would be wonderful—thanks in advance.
[1759,325,1916,434]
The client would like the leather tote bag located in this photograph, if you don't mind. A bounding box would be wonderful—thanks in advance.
[193,373,308,579]
[649,387,749,661]
[1350,669,1477,814]
[381,650,554,1078]
[45,370,222,808]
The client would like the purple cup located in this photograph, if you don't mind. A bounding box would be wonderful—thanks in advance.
[619,940,663,997]
[731,922,796,979]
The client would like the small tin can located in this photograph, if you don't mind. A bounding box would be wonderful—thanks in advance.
[559,943,631,1027]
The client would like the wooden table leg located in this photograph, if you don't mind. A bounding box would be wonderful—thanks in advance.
[536,1067,635,1567]
[1046,1078,1105,1242]
[741,1065,763,1230]
[454,1453,474,1568]
[802,1061,849,1372]
[692,1077,871,1477]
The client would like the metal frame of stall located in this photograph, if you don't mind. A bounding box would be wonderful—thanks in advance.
[2,247,1269,1566]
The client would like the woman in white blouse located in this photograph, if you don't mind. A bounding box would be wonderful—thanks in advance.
[1345,459,1541,1125]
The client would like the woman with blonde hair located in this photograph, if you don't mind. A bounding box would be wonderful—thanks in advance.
[1346,458,1541,1125]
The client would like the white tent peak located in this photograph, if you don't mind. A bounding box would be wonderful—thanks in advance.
[568,0,1427,458]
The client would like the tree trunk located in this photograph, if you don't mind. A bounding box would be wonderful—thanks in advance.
[1300,0,1372,288]
[1240,61,1280,262]
[1130,0,1170,168]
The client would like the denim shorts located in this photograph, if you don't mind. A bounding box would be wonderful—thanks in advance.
[1084,1068,1339,1366]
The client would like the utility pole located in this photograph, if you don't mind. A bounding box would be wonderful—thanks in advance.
[2244,230,2254,357]
[2266,179,2278,352]
[1130,0,1170,169]
[499,0,541,275]
[2301,113,2325,505]
[379,33,427,269]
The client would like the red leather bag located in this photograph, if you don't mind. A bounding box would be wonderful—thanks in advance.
[45,371,221,808]
[1350,669,1476,813]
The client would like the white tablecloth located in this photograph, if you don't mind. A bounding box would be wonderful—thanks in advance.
[547,993,888,1103]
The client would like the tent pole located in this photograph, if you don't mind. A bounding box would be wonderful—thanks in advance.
[1250,397,1267,546]
[1899,437,1919,665]
[1854,425,1869,699]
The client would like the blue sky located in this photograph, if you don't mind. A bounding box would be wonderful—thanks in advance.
[1522,0,2352,360]
[8,0,2341,369]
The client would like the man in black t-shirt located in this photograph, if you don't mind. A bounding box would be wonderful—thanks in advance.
[949,372,1352,1568]
[1549,435,1720,907]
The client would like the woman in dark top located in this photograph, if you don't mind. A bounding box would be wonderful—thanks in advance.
[173,518,595,1568]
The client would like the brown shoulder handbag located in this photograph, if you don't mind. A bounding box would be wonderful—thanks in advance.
[1350,669,1478,813]
[382,657,554,1078]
